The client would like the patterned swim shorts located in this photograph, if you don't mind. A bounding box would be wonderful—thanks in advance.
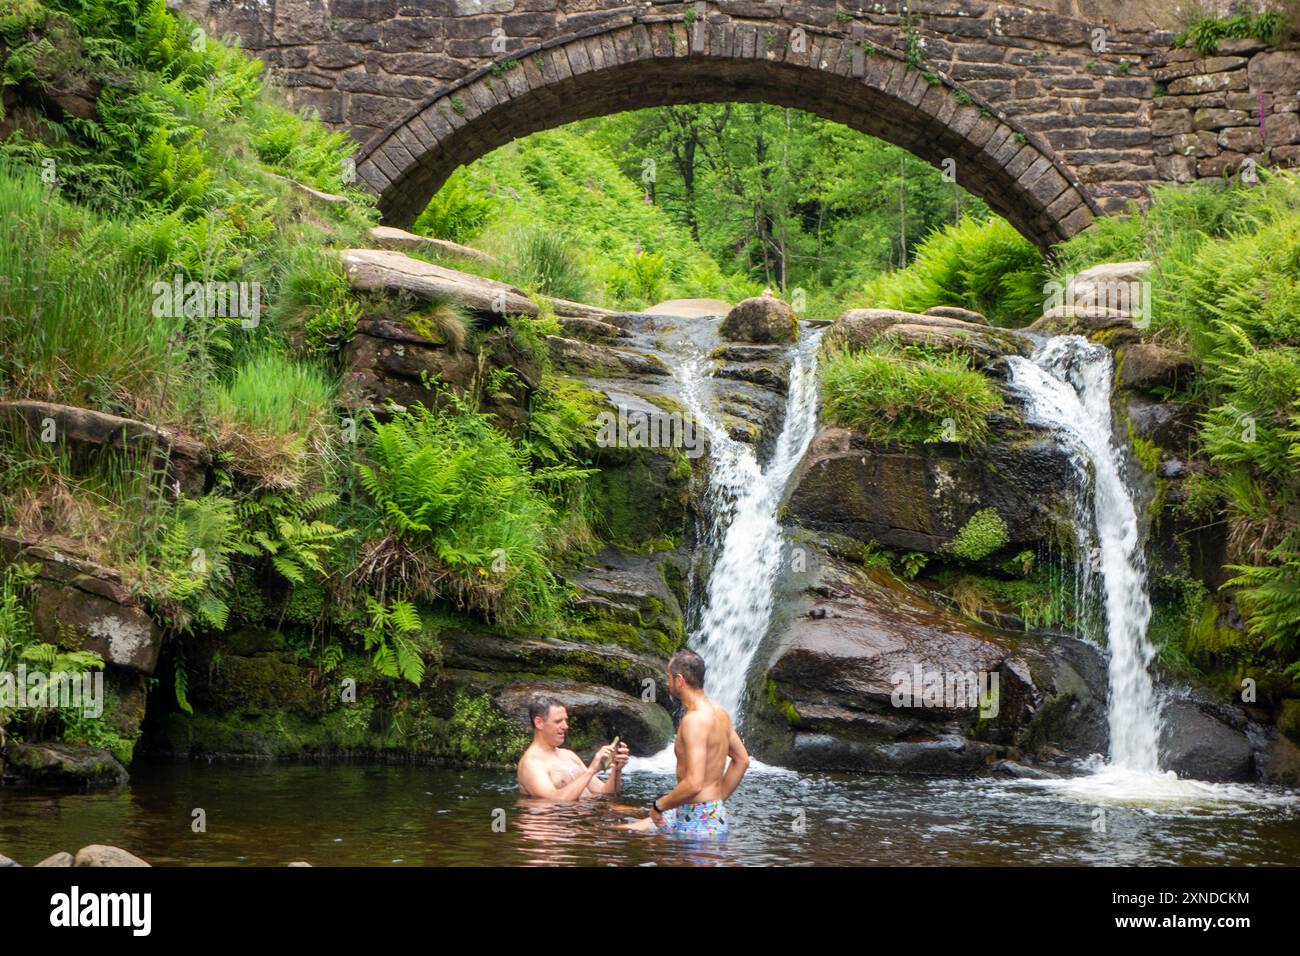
[659,800,728,836]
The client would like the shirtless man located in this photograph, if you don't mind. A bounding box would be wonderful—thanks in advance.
[630,649,749,835]
[516,695,630,800]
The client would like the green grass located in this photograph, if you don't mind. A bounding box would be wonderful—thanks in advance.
[819,343,1004,445]
[0,165,188,419]
[208,351,338,490]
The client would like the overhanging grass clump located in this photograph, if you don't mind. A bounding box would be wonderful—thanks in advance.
[819,343,1004,445]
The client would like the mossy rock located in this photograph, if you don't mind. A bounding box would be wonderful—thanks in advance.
[1279,699,1300,745]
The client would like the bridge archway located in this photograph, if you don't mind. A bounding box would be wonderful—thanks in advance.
[355,21,1100,253]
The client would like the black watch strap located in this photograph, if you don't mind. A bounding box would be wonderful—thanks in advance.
[652,799,662,814]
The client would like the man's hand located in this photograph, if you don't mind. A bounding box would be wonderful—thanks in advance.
[587,745,615,774]
[611,742,630,770]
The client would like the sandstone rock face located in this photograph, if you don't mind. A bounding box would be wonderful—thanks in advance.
[1118,343,1195,392]
[2,742,128,788]
[546,336,669,378]
[34,852,73,867]
[494,681,674,754]
[826,308,1026,365]
[719,296,798,344]
[0,533,163,675]
[343,319,539,435]
[786,427,1075,553]
[0,401,208,497]
[341,248,537,315]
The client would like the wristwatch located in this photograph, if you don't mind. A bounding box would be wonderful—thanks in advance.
[652,798,662,814]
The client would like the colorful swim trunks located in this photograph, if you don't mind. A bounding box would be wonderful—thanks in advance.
[659,800,728,836]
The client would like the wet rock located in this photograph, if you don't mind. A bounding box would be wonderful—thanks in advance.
[368,225,497,265]
[546,336,669,377]
[1256,731,1300,787]
[0,401,209,497]
[558,316,630,341]
[924,305,990,326]
[1016,637,1109,760]
[1118,343,1195,392]
[35,852,72,867]
[0,532,163,675]
[719,296,798,344]
[0,853,20,867]
[1126,398,1193,454]
[781,732,1002,774]
[786,426,1075,553]
[3,742,128,788]
[494,681,674,754]
[1027,306,1142,343]
[566,546,687,658]
[713,362,789,394]
[993,760,1056,779]
[1159,698,1255,782]
[73,845,150,867]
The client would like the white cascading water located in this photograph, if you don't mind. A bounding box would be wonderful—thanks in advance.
[677,332,824,719]
[629,330,821,773]
[1006,335,1162,773]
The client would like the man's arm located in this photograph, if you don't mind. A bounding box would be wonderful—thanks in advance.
[721,725,749,800]
[654,714,708,812]
[519,746,612,802]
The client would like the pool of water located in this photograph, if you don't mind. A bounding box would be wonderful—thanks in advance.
[4,761,1300,866]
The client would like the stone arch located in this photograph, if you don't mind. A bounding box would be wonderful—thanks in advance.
[355,20,1100,253]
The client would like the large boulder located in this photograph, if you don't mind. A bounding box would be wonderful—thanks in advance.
[494,681,674,755]
[368,226,497,265]
[1118,343,1195,392]
[0,533,163,675]
[786,427,1075,553]
[719,296,798,344]
[2,742,128,788]
[1030,260,1152,343]
[826,308,1025,365]
[1159,697,1255,782]
[755,547,1041,773]
[340,248,537,316]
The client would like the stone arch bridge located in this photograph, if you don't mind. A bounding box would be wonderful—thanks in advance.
[177,0,1300,251]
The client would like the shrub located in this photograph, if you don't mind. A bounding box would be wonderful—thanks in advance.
[819,343,1004,445]
[355,402,569,625]
[856,216,1046,326]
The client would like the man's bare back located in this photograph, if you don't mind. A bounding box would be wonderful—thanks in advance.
[671,698,733,804]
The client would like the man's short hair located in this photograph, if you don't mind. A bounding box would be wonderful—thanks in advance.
[528,695,565,729]
[668,649,706,689]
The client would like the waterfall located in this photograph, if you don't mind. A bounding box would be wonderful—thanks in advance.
[1005,335,1162,772]
[674,332,824,720]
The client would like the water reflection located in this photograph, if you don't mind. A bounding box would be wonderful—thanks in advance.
[1,762,1298,866]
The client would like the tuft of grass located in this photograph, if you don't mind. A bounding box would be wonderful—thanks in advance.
[207,351,337,490]
[818,342,1004,445]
